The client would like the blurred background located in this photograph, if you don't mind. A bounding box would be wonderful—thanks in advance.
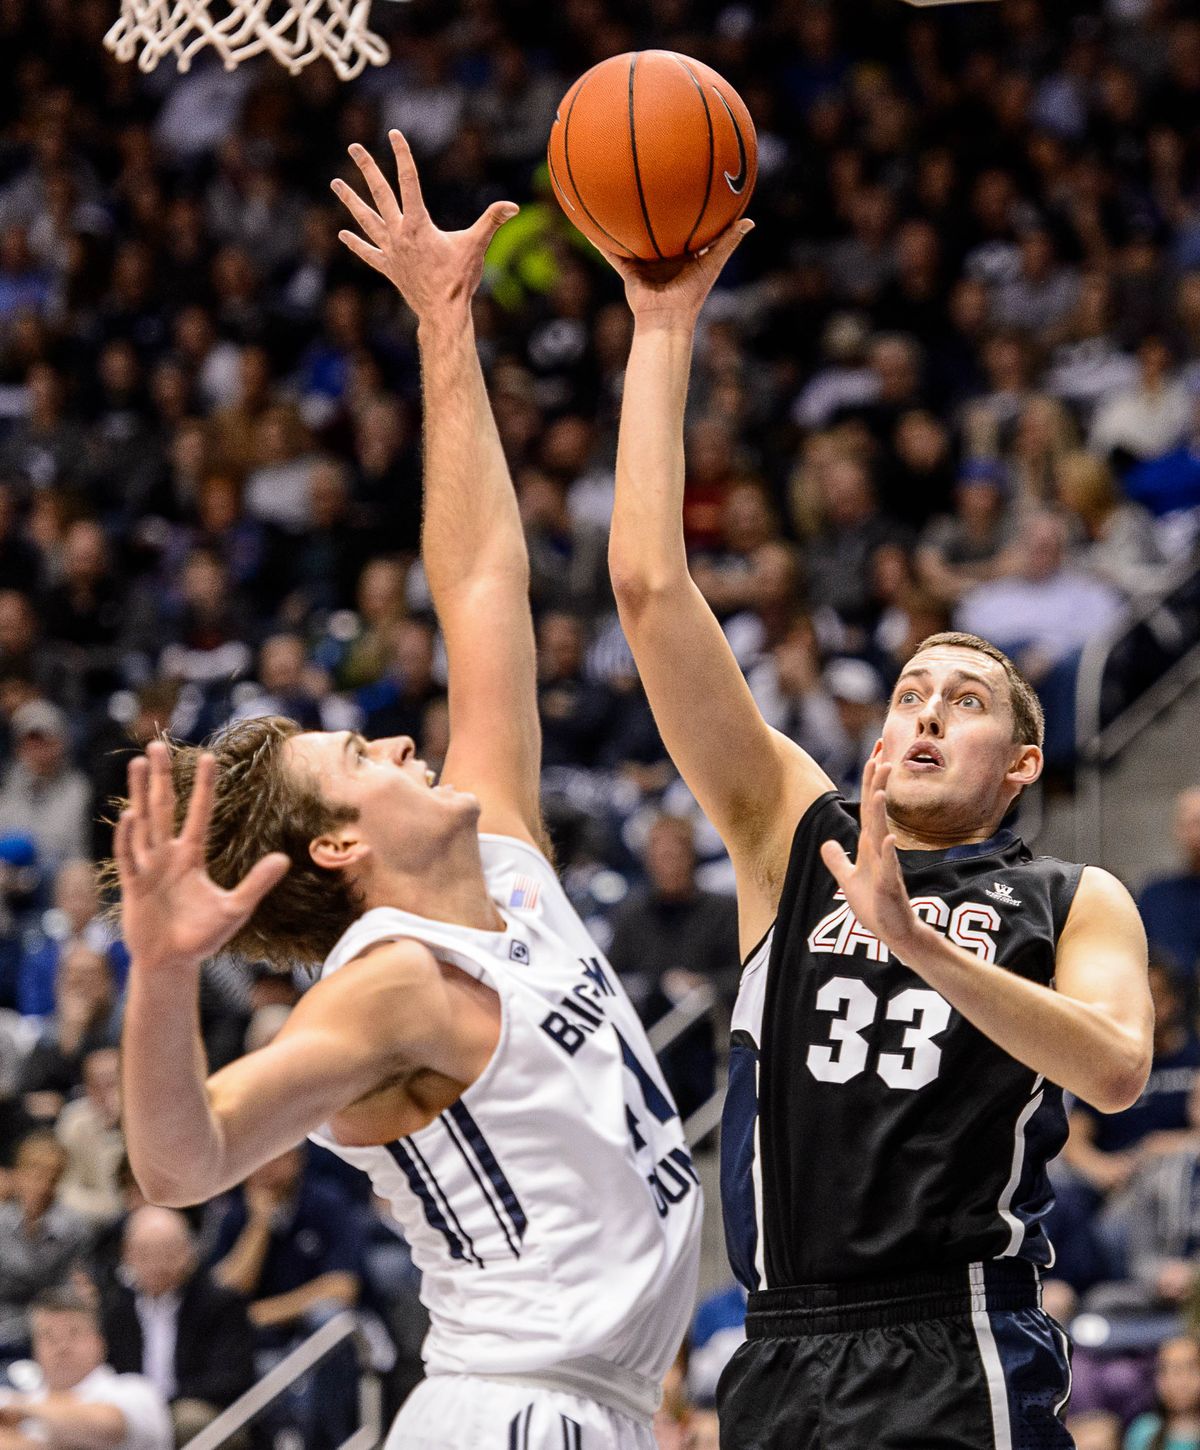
[0,3,1199,1449]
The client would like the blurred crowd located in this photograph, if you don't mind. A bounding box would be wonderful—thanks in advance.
[0,0,1199,1444]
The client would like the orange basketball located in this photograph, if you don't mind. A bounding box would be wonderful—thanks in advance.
[547,50,757,261]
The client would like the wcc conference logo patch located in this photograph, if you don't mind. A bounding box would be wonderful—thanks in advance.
[985,881,1022,908]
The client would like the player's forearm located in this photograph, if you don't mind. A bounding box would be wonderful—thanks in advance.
[121,966,227,1206]
[418,314,528,603]
[609,319,695,601]
[902,927,1150,1112]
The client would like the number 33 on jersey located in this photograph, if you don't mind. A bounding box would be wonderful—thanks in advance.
[722,792,1084,1291]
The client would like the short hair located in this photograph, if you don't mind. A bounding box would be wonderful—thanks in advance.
[905,632,1044,748]
[100,716,361,970]
[30,1286,101,1327]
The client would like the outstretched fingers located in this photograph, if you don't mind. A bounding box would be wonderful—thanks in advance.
[114,810,137,883]
[127,754,152,868]
[388,129,427,218]
[348,142,403,230]
[146,740,175,848]
[337,228,387,276]
[180,752,216,855]
[330,177,388,249]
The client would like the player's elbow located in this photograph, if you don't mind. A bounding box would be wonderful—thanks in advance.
[1085,1040,1152,1114]
[133,1159,216,1210]
[609,558,687,618]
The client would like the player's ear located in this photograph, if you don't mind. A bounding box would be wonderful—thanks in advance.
[1006,743,1043,790]
[309,828,369,872]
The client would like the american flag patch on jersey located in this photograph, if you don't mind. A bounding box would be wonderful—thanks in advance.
[508,874,540,911]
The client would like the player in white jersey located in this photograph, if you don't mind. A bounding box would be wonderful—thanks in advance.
[113,132,700,1450]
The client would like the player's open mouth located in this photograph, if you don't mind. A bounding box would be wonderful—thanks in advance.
[903,743,945,770]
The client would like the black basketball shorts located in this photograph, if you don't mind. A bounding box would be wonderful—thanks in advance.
[717,1260,1072,1450]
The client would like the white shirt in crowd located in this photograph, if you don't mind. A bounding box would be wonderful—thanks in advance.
[133,1293,181,1403]
[0,1365,172,1450]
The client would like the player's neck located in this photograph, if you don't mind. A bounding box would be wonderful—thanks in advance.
[886,813,1006,853]
[361,831,505,932]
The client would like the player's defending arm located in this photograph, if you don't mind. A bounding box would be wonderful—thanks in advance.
[822,754,1154,1112]
[334,134,542,848]
[118,746,492,1207]
[605,228,833,944]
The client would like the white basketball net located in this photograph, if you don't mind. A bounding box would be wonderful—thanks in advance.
[105,0,391,81]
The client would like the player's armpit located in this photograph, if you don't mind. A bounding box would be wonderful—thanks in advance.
[185,942,496,1202]
[1054,866,1153,1110]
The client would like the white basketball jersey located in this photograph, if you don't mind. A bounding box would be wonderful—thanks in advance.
[309,834,701,1420]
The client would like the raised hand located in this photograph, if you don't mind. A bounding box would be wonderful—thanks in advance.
[115,741,289,974]
[332,129,518,319]
[819,751,922,961]
[601,218,754,326]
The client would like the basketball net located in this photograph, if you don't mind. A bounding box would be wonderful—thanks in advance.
[105,0,391,80]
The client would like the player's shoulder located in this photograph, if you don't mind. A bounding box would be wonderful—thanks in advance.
[1063,862,1141,921]
[306,936,443,1015]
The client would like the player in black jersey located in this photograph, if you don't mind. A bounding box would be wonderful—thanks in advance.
[602,227,1154,1448]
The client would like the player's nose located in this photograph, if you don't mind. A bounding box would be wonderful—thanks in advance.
[916,701,944,735]
[376,735,415,763]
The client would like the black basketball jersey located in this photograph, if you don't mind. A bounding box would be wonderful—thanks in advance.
[721,791,1085,1290]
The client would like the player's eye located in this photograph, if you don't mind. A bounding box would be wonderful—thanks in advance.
[959,695,982,709]
[897,690,920,705]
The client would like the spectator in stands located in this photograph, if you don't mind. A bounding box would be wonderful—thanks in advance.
[19,944,120,1119]
[0,1131,88,1357]
[1064,964,1200,1201]
[1045,963,1200,1305]
[0,1287,171,1450]
[355,617,441,743]
[104,1207,255,1447]
[821,657,888,797]
[17,858,126,1018]
[607,814,738,1119]
[748,614,845,777]
[536,611,614,770]
[518,466,610,618]
[993,226,1080,340]
[0,363,86,491]
[1123,1336,1200,1450]
[38,519,127,708]
[0,700,91,869]
[1090,335,1192,464]
[209,1147,362,1450]
[1100,1074,1200,1315]
[56,1047,124,1231]
[1054,450,1169,598]
[330,556,408,690]
[956,510,1124,764]
[1138,787,1200,984]
[230,634,330,733]
[243,403,321,534]
[803,456,900,636]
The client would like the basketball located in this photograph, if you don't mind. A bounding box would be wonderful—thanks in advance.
[547,51,757,261]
